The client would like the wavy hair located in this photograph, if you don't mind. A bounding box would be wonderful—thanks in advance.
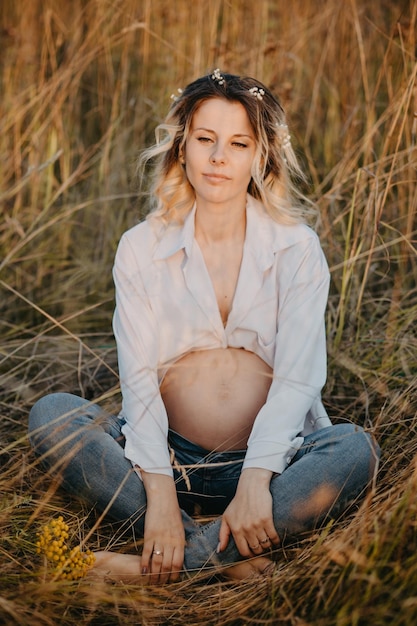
[139,71,315,225]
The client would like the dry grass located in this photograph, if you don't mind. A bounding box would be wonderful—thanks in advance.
[1,0,417,624]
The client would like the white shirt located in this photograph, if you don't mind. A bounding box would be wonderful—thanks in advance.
[112,194,332,477]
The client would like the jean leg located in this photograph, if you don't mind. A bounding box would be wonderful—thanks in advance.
[269,423,379,541]
[183,424,379,572]
[28,393,199,541]
[28,392,151,536]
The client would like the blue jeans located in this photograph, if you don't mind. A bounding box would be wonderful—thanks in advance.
[28,392,379,573]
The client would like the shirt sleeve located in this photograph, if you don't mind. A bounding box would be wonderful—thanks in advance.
[243,234,330,475]
[112,233,173,477]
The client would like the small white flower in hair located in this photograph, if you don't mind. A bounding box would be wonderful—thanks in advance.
[170,88,183,102]
[211,68,225,85]
[249,86,265,101]
[276,122,291,149]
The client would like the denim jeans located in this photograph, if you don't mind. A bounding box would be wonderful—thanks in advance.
[28,392,380,573]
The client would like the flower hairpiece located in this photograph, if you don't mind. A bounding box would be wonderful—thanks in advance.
[170,88,183,102]
[211,68,225,85]
[249,86,265,101]
[276,122,291,149]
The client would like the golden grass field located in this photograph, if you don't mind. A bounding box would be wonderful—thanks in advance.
[1,0,417,624]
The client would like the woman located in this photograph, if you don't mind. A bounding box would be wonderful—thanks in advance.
[28,70,379,583]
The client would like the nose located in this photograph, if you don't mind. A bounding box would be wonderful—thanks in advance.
[209,143,226,164]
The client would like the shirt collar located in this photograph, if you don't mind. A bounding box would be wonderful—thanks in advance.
[152,204,196,261]
[152,194,311,267]
[245,195,312,271]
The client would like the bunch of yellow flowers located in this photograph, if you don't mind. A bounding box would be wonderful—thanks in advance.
[36,516,95,580]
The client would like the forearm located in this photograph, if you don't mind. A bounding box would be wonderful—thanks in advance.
[236,467,274,491]
[139,469,185,583]
[140,469,179,504]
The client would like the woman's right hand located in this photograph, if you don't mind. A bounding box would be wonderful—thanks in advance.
[140,471,185,584]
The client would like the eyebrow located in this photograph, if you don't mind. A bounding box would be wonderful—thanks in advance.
[192,127,254,139]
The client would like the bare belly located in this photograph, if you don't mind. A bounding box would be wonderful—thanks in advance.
[160,348,272,451]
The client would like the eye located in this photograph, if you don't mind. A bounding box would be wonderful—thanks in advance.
[197,136,213,143]
[232,141,248,149]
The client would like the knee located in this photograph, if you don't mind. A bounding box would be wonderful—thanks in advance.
[29,392,67,432]
[334,422,379,452]
[333,422,380,478]
[28,392,83,451]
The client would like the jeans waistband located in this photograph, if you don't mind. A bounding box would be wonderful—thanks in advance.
[168,429,246,464]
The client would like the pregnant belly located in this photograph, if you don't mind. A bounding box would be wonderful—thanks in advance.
[160,348,272,451]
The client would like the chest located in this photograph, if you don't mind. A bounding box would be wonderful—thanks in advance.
[142,240,281,366]
[198,241,243,326]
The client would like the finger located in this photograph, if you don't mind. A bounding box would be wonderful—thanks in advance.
[159,548,175,585]
[218,518,231,553]
[160,553,182,584]
[167,565,181,583]
[264,522,281,547]
[258,534,273,550]
[233,531,255,557]
[149,547,165,584]
[259,535,270,546]
[148,543,184,584]
[169,547,184,583]
[247,537,264,555]
[140,541,154,575]
[153,546,180,585]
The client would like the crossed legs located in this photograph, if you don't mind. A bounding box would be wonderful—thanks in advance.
[28,393,379,581]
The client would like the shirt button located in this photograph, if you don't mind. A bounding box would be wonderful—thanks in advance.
[286,456,292,464]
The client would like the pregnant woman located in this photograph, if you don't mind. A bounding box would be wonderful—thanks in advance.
[29,70,379,583]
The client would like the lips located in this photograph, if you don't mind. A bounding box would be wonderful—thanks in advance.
[203,173,231,182]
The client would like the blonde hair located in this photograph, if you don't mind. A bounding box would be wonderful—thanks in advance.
[139,72,316,225]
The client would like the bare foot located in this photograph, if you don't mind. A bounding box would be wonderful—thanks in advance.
[87,551,274,584]
[87,551,144,583]
[222,556,275,581]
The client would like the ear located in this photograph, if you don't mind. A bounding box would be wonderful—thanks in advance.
[179,144,186,164]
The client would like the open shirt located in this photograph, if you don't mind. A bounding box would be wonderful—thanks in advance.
[112,194,332,478]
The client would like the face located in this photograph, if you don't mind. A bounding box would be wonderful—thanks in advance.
[184,98,256,211]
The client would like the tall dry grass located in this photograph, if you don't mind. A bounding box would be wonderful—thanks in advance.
[1,0,416,624]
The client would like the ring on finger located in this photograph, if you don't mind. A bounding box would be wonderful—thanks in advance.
[153,549,164,556]
[260,537,270,544]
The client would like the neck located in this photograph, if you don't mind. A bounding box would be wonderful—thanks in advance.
[194,201,246,245]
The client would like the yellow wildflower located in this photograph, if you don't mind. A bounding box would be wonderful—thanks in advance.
[36,516,95,580]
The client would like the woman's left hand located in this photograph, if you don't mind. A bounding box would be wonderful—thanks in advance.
[218,468,280,557]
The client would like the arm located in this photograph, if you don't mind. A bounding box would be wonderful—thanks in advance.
[113,232,184,581]
[113,232,172,476]
[244,233,330,474]
[220,234,330,554]
[140,472,185,583]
